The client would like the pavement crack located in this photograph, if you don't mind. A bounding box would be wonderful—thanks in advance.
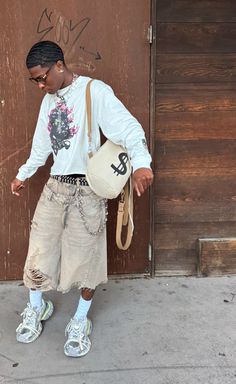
[0,353,17,364]
[19,365,236,381]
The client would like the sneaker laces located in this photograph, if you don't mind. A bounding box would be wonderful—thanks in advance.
[16,303,41,336]
[65,318,87,351]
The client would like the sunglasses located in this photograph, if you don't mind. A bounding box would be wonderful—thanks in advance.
[29,64,54,85]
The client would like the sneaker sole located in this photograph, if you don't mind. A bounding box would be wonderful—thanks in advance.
[86,319,92,336]
[41,300,54,321]
[64,339,92,358]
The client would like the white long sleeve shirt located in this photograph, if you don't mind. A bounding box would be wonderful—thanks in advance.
[16,76,152,181]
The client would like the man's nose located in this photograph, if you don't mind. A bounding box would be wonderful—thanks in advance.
[38,82,45,90]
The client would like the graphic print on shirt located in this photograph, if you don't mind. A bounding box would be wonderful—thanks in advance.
[48,101,79,155]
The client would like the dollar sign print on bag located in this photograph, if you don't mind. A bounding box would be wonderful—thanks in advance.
[111,153,129,176]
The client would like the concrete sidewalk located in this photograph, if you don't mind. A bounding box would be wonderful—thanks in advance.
[0,276,236,384]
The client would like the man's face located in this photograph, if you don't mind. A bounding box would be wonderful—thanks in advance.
[28,61,64,94]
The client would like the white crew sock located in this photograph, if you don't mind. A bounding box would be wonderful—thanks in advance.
[29,289,43,310]
[73,296,92,321]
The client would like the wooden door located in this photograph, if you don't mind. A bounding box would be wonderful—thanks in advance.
[0,0,151,279]
[154,0,236,275]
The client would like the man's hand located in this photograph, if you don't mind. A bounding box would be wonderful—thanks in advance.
[132,168,154,197]
[11,178,25,197]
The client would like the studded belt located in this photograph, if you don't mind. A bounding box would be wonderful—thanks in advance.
[51,174,89,186]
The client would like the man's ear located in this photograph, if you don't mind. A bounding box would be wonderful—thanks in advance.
[55,60,64,73]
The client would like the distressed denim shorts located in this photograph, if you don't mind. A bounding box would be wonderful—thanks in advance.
[23,177,108,293]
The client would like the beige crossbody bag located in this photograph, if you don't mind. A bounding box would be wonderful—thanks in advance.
[85,79,134,250]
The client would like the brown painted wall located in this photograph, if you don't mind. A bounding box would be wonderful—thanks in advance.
[155,0,236,275]
[0,0,151,280]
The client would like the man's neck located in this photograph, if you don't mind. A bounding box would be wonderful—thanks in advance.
[60,70,74,89]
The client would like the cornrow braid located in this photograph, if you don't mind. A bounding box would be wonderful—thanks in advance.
[26,40,65,69]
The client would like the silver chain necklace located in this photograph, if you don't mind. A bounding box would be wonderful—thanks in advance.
[55,73,78,104]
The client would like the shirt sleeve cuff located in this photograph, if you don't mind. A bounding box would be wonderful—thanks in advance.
[16,172,26,182]
[131,159,152,173]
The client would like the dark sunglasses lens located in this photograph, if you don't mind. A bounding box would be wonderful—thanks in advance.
[29,77,45,84]
[29,78,38,84]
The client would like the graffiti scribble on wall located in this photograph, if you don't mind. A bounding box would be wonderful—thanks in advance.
[37,8,102,71]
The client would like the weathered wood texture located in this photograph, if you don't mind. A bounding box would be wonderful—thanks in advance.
[157,1,236,22]
[155,1,236,275]
[157,24,236,53]
[198,238,236,276]
[157,54,236,84]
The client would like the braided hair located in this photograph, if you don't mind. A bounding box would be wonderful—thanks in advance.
[26,41,65,69]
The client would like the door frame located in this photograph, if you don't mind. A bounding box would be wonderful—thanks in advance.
[149,0,157,277]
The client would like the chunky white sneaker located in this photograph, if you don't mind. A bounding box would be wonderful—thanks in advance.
[16,299,54,343]
[64,317,92,357]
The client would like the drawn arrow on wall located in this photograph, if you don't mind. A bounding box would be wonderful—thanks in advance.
[80,46,102,60]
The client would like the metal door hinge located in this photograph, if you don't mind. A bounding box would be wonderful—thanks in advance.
[147,25,153,44]
[148,243,152,261]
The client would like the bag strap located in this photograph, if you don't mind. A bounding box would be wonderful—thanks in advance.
[86,79,94,158]
[116,179,134,250]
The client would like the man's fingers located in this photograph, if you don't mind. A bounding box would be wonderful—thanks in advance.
[138,182,145,195]
[134,184,141,197]
[11,187,20,197]
[11,180,25,196]
[133,181,145,197]
[141,178,148,190]
[17,184,25,191]
[12,191,20,197]
[133,181,140,197]
[132,168,154,197]
[145,175,153,186]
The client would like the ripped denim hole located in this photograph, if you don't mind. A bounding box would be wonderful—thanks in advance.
[27,269,49,289]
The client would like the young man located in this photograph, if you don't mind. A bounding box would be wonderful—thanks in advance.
[11,41,153,357]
